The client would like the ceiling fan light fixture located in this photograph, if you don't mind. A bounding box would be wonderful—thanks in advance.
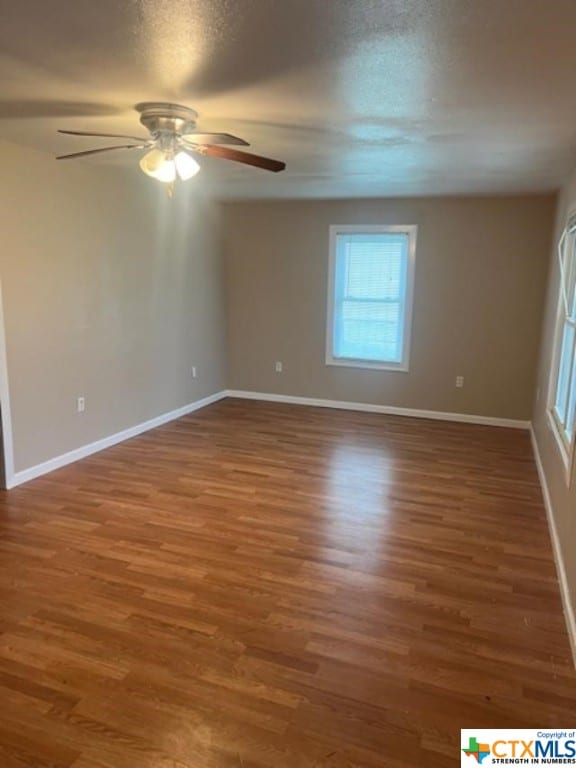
[174,151,200,180]
[139,148,200,183]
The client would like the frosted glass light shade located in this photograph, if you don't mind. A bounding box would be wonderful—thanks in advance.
[175,151,200,180]
[139,149,176,183]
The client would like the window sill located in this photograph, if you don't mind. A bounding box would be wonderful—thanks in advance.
[325,356,409,373]
[546,408,575,487]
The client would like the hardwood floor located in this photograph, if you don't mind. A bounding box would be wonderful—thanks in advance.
[0,398,574,767]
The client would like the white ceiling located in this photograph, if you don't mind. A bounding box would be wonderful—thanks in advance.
[1,0,576,199]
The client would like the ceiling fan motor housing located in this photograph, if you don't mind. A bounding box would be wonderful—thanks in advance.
[136,102,199,138]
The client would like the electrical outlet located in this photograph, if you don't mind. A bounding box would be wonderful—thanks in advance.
[77,396,85,413]
[191,366,197,379]
[455,376,464,389]
[275,361,283,373]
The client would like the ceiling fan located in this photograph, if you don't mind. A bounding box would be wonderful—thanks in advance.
[56,102,286,186]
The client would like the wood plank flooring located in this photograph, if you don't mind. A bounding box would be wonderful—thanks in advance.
[0,398,574,767]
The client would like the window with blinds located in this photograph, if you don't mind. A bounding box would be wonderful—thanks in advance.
[326,226,417,371]
[550,219,576,475]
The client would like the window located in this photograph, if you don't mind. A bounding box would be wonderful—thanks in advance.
[326,225,417,371]
[548,216,576,479]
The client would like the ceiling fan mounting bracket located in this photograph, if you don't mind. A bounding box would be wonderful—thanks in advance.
[135,102,198,136]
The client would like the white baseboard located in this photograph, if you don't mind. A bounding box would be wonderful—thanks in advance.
[225,390,530,429]
[8,391,528,489]
[7,391,227,489]
[530,427,576,668]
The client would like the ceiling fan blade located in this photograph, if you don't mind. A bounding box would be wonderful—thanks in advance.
[182,132,249,146]
[56,144,148,160]
[58,129,150,142]
[195,145,285,172]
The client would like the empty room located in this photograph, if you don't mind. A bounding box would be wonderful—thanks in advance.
[0,0,575,766]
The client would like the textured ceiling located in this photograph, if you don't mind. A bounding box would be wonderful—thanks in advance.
[1,0,576,198]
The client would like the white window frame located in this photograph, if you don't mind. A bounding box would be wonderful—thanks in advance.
[325,224,417,372]
[546,212,576,485]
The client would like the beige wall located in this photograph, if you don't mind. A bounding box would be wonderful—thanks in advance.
[0,138,226,473]
[223,197,555,420]
[532,171,576,636]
